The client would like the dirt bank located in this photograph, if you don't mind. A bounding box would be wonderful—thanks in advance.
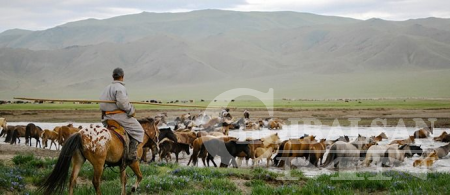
[0,143,60,160]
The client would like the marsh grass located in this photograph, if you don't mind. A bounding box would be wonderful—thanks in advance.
[3,155,450,195]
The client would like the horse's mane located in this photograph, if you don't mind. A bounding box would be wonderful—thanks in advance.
[138,117,155,124]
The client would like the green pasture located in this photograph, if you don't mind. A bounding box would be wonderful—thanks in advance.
[1,154,448,195]
[1,99,450,110]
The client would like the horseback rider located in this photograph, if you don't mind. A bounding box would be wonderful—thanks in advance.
[100,68,144,161]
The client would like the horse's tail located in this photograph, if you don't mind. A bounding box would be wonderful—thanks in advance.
[199,143,207,165]
[322,144,337,167]
[4,129,12,143]
[25,124,32,146]
[189,140,200,166]
[39,133,82,195]
[273,140,288,166]
[308,146,318,167]
[10,130,19,145]
[276,140,291,167]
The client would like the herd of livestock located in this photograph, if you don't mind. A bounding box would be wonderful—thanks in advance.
[1,113,450,170]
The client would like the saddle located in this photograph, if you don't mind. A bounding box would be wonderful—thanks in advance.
[105,120,130,166]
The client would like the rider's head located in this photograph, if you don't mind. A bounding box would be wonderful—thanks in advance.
[113,68,124,81]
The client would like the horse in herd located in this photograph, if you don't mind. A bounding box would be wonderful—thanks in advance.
[2,112,449,195]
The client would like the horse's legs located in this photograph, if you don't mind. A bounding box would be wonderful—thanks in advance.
[42,138,46,149]
[120,166,127,195]
[150,144,157,162]
[92,161,105,195]
[38,138,41,148]
[187,155,193,166]
[202,156,207,167]
[210,156,217,167]
[231,157,238,168]
[69,150,85,195]
[35,137,41,148]
[237,157,242,167]
[129,161,143,192]
[253,156,260,168]
[334,157,340,168]
[141,147,148,162]
[287,157,293,168]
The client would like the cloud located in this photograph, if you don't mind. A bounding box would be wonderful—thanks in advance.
[232,0,450,20]
[0,0,449,32]
[0,0,246,32]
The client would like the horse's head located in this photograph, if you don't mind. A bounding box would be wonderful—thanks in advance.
[379,132,388,139]
[429,151,439,160]
[352,135,370,150]
[140,117,160,143]
[263,133,281,145]
[356,134,367,142]
[155,115,167,126]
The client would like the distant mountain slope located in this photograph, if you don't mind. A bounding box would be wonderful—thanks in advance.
[0,10,359,50]
[0,10,449,99]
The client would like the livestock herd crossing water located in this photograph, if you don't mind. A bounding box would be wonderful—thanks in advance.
[1,112,449,177]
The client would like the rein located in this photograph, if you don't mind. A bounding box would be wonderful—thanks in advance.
[144,123,160,152]
[145,130,158,144]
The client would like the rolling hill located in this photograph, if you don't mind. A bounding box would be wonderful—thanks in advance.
[0,10,449,100]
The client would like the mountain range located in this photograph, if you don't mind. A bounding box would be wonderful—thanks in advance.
[0,9,449,100]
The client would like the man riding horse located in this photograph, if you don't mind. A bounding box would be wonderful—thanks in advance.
[100,68,144,162]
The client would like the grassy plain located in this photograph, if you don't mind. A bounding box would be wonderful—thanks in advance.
[1,154,448,195]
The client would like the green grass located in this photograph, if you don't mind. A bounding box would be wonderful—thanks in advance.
[1,99,450,110]
[2,154,450,195]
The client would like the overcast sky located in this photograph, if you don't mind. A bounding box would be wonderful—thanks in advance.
[1,0,450,32]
